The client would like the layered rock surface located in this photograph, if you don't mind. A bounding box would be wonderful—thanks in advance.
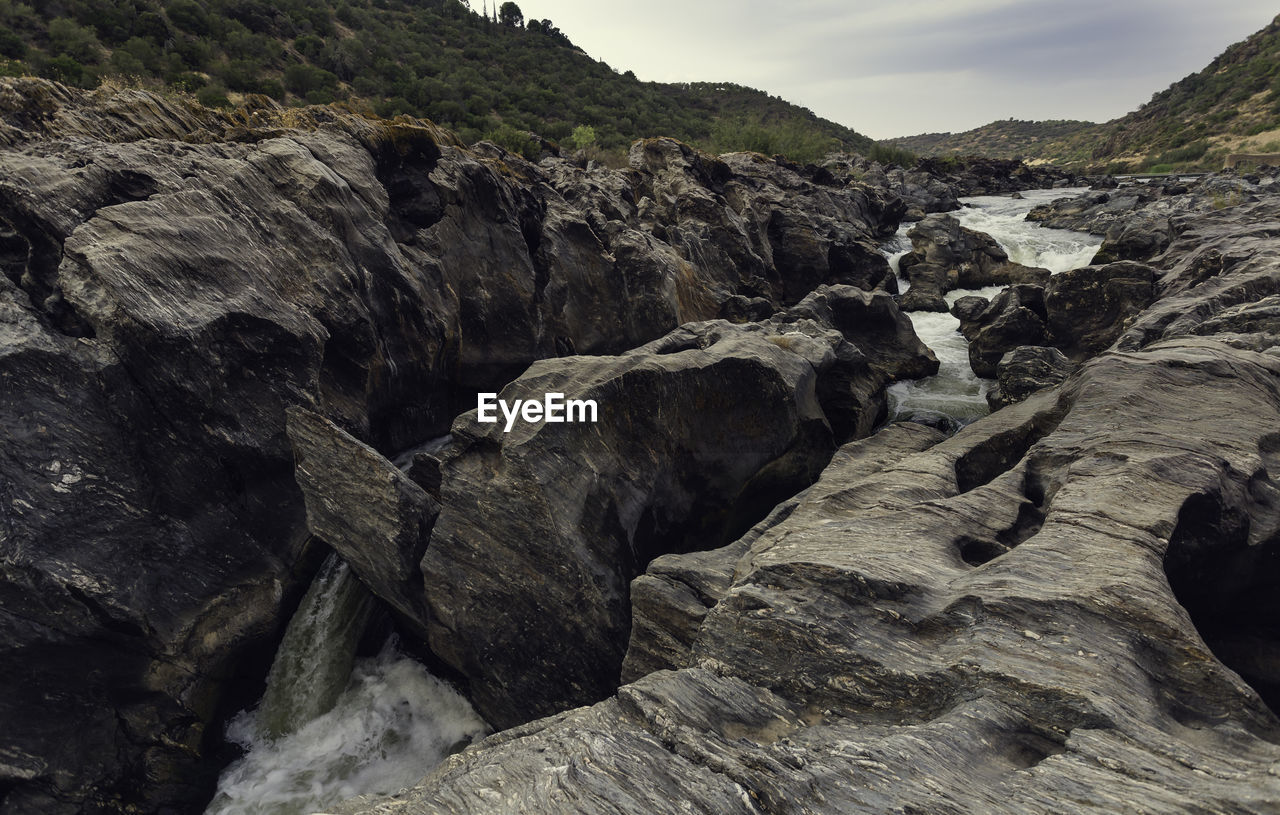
[0,78,936,812]
[333,179,1280,815]
[1027,172,1276,263]
[288,286,937,729]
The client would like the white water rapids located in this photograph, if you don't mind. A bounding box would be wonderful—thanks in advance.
[884,189,1101,425]
[205,559,486,813]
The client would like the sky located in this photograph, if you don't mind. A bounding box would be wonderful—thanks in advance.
[506,0,1279,139]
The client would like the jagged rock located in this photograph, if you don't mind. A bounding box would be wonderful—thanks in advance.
[339,330,1280,815]
[621,421,947,682]
[899,213,1050,299]
[956,284,1048,377]
[717,293,773,323]
[420,290,935,728]
[899,261,951,312]
[915,155,1080,196]
[1027,175,1264,263]
[0,78,934,812]
[819,154,961,217]
[1045,261,1156,359]
[781,284,939,383]
[986,346,1075,409]
[285,407,437,635]
[950,293,991,324]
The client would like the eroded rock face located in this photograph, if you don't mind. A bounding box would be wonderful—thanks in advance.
[337,179,1280,815]
[419,289,935,728]
[955,284,1048,378]
[0,78,931,812]
[953,261,1157,390]
[1026,174,1274,263]
[1045,260,1156,359]
[986,346,1075,409]
[898,213,1050,312]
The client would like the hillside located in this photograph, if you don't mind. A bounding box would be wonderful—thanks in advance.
[0,0,880,162]
[890,13,1280,173]
[889,119,1095,161]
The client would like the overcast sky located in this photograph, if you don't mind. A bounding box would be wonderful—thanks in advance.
[507,0,1278,139]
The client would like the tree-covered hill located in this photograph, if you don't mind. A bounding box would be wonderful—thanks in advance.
[0,0,884,162]
[888,120,1096,162]
[889,14,1280,173]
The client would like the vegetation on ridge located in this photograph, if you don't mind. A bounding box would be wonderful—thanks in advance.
[0,0,888,163]
[888,13,1280,174]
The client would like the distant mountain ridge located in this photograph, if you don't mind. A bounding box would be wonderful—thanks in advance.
[889,120,1096,162]
[0,0,881,162]
[890,13,1280,172]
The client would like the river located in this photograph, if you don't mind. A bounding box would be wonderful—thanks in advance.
[883,189,1101,426]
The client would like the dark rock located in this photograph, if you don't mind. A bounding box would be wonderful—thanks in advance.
[345,327,1280,815]
[900,213,1050,296]
[898,261,951,312]
[820,154,961,216]
[621,421,947,682]
[957,284,1048,377]
[420,319,837,728]
[986,346,1075,409]
[950,294,991,326]
[717,293,773,323]
[405,451,445,498]
[781,284,939,383]
[1044,261,1156,358]
[0,78,937,812]
[285,407,438,636]
[1027,174,1263,264]
[419,288,936,728]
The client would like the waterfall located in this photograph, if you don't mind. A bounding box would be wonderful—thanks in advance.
[885,189,1101,425]
[205,553,487,815]
[257,554,377,739]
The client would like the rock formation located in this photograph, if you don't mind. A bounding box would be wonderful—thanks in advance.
[898,213,1051,311]
[288,286,937,729]
[0,78,933,812]
[1026,173,1275,263]
[334,186,1280,815]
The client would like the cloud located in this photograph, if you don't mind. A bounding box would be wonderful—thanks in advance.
[513,0,1278,138]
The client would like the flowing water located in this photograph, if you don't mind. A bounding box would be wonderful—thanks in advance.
[205,556,487,814]
[885,189,1101,425]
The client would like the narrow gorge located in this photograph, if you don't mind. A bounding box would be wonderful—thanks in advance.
[3,75,1280,815]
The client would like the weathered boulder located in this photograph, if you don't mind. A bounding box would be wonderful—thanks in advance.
[420,291,935,728]
[899,213,1050,302]
[1044,260,1156,359]
[986,346,1075,409]
[898,261,951,312]
[782,284,939,383]
[956,284,1049,377]
[950,293,991,324]
[285,407,438,636]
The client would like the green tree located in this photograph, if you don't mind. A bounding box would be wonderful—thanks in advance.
[498,2,523,27]
[568,124,596,150]
[48,18,103,63]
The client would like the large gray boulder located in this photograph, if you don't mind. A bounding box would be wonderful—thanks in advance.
[421,291,934,728]
[898,212,1051,304]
